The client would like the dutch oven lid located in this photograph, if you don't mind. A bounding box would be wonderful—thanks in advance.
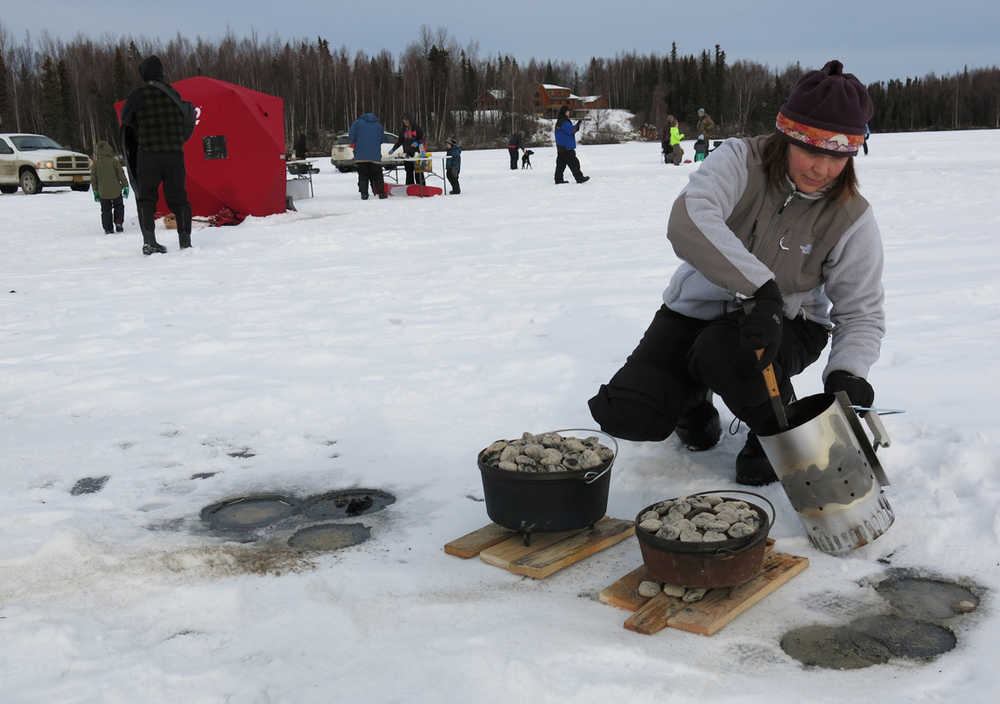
[634,491,774,554]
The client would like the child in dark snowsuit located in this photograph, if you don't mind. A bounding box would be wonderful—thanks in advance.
[90,140,130,234]
[445,137,462,194]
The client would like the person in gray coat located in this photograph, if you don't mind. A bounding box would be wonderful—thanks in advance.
[589,60,883,486]
[349,112,387,200]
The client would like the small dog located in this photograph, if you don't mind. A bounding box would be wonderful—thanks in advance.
[521,149,534,169]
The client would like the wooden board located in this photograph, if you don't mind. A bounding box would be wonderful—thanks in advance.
[445,517,635,580]
[599,539,775,612]
[444,523,516,559]
[597,545,807,637]
[661,552,808,636]
[506,518,634,579]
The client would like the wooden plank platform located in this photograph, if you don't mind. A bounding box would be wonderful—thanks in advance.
[444,523,516,559]
[444,517,635,580]
[599,544,808,637]
[599,538,775,612]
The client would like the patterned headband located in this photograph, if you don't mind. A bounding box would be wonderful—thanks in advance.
[776,112,864,154]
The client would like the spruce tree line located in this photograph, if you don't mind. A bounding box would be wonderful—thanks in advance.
[1,23,997,155]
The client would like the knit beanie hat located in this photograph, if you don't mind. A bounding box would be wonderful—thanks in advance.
[139,55,164,82]
[776,60,873,156]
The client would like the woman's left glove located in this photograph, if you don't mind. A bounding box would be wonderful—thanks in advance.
[824,370,875,411]
[739,279,783,369]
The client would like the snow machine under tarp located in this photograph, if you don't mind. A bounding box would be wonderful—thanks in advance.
[116,77,286,225]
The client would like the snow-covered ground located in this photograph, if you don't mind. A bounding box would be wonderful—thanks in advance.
[2,130,998,702]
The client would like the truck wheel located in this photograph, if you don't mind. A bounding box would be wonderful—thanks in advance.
[0,185,18,194]
[70,183,90,192]
[336,165,354,173]
[19,168,41,194]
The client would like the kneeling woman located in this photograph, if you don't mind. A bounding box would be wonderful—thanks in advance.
[588,60,885,485]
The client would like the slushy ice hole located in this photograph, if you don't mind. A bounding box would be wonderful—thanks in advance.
[781,575,976,669]
[201,495,297,531]
[288,522,371,551]
[301,489,395,519]
[781,616,956,669]
[875,576,979,619]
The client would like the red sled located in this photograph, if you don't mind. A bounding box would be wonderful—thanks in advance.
[383,183,442,197]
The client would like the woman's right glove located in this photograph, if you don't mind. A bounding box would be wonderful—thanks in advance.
[739,279,784,370]
[824,370,875,412]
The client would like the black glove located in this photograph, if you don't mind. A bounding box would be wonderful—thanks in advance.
[825,370,875,412]
[739,279,784,370]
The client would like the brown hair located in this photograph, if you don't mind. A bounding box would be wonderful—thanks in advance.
[761,132,859,203]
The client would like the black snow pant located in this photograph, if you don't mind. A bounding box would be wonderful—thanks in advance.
[100,196,124,232]
[402,158,426,186]
[555,146,584,183]
[508,147,520,170]
[136,150,191,248]
[588,305,829,442]
[356,162,385,198]
[446,167,461,194]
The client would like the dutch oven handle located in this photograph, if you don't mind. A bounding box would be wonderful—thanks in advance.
[551,428,620,485]
[692,489,775,534]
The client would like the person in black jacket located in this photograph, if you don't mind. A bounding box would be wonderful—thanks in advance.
[507,132,522,170]
[120,55,192,255]
[388,114,425,185]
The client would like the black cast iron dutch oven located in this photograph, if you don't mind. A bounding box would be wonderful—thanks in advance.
[478,429,619,544]
[634,490,774,588]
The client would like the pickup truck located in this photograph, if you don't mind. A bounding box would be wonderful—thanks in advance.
[0,133,92,194]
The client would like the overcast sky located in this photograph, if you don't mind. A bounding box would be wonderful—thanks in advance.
[3,1,997,83]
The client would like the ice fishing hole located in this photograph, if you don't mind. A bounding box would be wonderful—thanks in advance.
[300,488,395,520]
[781,617,956,669]
[288,522,371,551]
[200,494,297,532]
[875,576,980,620]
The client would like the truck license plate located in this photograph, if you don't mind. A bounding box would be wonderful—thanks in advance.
[73,176,83,182]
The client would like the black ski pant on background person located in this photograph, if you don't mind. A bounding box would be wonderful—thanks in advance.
[446,166,461,194]
[100,196,125,233]
[401,160,426,186]
[508,146,519,170]
[587,305,829,442]
[356,162,385,199]
[554,146,586,183]
[136,150,191,249]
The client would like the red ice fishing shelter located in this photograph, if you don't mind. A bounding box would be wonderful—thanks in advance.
[116,77,286,223]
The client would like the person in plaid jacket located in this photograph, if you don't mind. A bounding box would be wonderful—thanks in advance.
[120,55,192,255]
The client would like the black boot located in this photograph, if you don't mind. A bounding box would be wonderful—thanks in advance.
[142,242,167,255]
[674,401,721,451]
[735,433,778,486]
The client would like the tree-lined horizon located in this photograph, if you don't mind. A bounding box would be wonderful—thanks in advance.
[1,23,998,155]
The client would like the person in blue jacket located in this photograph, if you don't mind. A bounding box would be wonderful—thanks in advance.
[553,105,589,184]
[445,137,462,194]
[349,112,387,200]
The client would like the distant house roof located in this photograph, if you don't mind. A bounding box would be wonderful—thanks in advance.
[542,84,570,91]
[488,89,506,100]
[578,96,601,104]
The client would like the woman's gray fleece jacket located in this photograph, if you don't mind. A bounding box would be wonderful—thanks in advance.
[662,135,885,381]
